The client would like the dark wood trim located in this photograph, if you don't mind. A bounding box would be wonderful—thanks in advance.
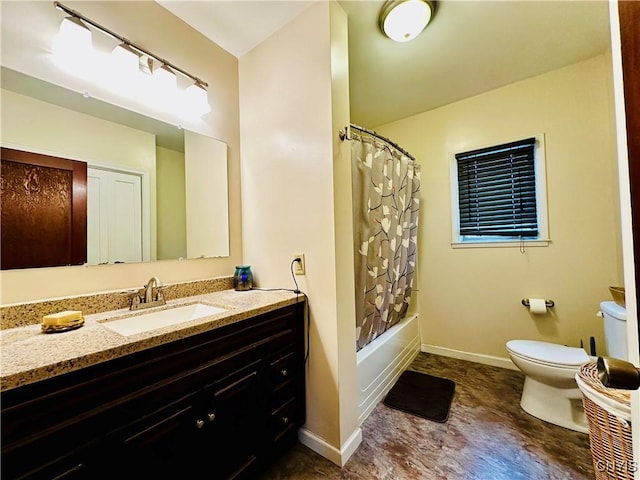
[0,147,87,268]
[618,1,640,348]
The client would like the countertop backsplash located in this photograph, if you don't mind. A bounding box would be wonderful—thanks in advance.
[0,276,234,330]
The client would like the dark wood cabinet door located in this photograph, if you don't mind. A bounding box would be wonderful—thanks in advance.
[201,361,263,480]
[108,399,203,479]
[0,147,87,269]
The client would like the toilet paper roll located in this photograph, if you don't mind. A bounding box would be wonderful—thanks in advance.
[528,298,547,315]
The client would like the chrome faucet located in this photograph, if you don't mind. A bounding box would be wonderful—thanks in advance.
[130,276,166,310]
[144,276,161,303]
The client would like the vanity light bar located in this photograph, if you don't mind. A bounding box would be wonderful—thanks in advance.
[53,1,208,89]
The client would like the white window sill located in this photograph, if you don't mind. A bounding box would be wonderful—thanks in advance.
[450,239,551,249]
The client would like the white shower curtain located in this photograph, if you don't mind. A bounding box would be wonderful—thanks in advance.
[351,132,420,351]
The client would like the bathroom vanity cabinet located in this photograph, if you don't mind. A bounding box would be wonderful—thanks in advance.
[1,301,306,480]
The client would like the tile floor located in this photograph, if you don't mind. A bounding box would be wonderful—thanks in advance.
[258,353,595,479]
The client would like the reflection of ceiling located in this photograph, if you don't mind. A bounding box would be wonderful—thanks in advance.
[1,67,184,152]
[159,0,611,127]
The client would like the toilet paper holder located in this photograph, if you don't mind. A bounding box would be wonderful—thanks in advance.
[521,298,555,308]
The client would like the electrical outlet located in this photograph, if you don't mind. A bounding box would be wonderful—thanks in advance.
[293,254,305,275]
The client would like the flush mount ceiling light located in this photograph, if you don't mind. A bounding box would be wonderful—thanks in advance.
[52,1,211,118]
[379,0,435,43]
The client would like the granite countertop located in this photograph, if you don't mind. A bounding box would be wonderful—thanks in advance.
[0,289,304,392]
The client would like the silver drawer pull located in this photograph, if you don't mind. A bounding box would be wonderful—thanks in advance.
[282,416,289,424]
[280,369,288,377]
[207,412,216,422]
[196,419,205,429]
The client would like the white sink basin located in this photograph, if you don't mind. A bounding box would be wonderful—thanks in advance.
[101,302,227,336]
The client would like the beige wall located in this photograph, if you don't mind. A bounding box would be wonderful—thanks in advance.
[2,88,159,259]
[376,53,621,361]
[156,146,186,260]
[0,1,241,304]
[1,90,157,173]
[239,1,359,465]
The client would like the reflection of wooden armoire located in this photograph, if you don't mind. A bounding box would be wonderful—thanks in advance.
[0,148,87,270]
[618,2,640,345]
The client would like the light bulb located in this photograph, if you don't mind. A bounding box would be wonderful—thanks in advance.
[182,81,211,117]
[53,16,92,56]
[152,64,177,91]
[112,43,140,74]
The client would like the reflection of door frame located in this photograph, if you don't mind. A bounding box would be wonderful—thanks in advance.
[610,0,639,465]
[1,143,152,263]
[88,162,151,263]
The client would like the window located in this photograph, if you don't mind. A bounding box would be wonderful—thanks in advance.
[451,136,548,247]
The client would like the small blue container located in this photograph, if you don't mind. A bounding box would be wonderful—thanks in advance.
[233,265,253,291]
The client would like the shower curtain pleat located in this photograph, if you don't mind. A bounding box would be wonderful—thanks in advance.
[352,133,420,351]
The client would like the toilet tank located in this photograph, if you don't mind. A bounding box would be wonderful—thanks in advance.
[600,301,628,360]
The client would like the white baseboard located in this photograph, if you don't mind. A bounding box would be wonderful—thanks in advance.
[421,343,518,371]
[298,426,362,467]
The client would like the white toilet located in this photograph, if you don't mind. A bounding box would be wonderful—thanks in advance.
[506,300,628,433]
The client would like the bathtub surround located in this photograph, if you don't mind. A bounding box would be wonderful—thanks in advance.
[357,312,420,424]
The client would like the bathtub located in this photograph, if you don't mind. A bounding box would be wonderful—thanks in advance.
[356,313,420,424]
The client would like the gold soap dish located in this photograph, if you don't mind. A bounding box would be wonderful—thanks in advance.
[41,317,85,333]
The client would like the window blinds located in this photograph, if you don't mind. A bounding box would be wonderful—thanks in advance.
[456,137,538,237]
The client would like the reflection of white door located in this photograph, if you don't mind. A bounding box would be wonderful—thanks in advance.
[88,167,142,264]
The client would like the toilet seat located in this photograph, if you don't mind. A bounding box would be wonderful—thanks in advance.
[506,340,589,368]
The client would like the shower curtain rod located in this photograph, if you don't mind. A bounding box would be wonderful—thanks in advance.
[339,123,415,161]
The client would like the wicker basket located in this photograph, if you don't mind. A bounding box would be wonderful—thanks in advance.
[576,362,634,480]
[609,286,626,308]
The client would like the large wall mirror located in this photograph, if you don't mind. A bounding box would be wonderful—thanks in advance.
[1,67,230,269]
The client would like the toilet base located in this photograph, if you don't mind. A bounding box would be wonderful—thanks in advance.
[520,376,588,433]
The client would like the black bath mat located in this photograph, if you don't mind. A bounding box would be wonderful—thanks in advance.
[383,370,455,423]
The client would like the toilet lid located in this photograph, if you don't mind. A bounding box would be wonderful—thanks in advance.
[506,340,589,366]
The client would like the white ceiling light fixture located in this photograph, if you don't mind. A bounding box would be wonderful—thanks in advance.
[111,43,141,71]
[52,1,211,118]
[112,43,141,74]
[53,16,92,55]
[379,0,435,43]
[183,80,211,117]
[153,63,177,91]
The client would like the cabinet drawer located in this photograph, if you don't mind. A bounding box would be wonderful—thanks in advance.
[271,379,295,410]
[3,441,99,480]
[268,350,296,388]
[269,398,298,444]
[105,398,202,478]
